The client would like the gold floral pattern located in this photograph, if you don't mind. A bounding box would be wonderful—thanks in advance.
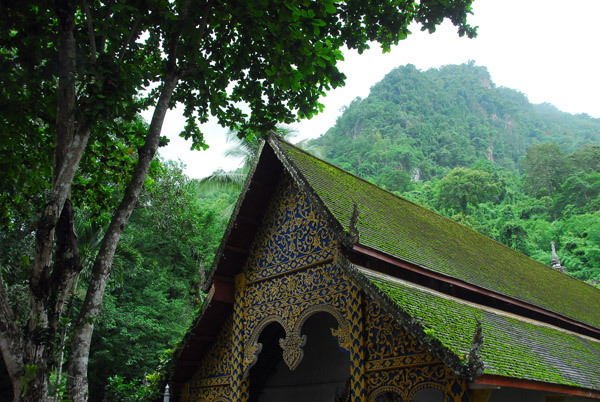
[182,316,234,401]
[364,298,469,402]
[180,176,469,402]
[279,330,307,370]
[244,177,336,283]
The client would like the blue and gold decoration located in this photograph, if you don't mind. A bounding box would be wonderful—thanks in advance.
[179,176,470,402]
[365,300,469,402]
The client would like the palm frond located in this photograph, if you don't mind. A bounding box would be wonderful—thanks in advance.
[197,169,248,192]
[111,241,144,287]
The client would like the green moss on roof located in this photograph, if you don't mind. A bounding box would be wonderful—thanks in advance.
[369,272,600,390]
[277,140,600,329]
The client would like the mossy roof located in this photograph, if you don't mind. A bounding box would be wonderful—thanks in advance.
[363,269,600,390]
[273,138,600,330]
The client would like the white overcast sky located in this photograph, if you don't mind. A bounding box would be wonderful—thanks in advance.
[147,0,600,179]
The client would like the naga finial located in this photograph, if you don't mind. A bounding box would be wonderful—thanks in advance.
[550,241,566,273]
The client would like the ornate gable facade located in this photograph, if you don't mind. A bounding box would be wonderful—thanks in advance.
[178,176,469,402]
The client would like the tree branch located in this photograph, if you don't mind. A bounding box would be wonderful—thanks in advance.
[30,0,79,330]
[180,0,213,78]
[82,0,97,66]
[166,0,194,74]
[98,0,114,54]
[49,198,83,332]
[118,16,140,61]
[66,72,180,401]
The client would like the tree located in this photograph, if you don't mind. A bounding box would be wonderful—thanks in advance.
[436,167,502,213]
[569,145,600,174]
[0,1,476,400]
[521,143,569,199]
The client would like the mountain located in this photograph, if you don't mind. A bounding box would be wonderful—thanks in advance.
[308,63,600,186]
[302,63,600,286]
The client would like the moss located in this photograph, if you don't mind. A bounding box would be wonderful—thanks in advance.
[278,140,600,329]
[370,274,600,390]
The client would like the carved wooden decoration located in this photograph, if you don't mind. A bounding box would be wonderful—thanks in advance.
[179,176,469,402]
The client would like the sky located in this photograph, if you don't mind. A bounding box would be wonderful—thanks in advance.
[146,0,600,179]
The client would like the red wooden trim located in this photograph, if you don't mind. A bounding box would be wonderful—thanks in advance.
[475,375,600,399]
[352,243,600,337]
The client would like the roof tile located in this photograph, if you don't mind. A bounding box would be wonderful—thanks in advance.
[277,139,600,329]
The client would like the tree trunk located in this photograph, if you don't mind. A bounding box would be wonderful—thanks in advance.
[66,74,180,401]
[1,1,94,400]
[0,273,24,401]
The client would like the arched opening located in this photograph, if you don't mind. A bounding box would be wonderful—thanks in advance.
[374,391,404,402]
[248,312,350,402]
[412,387,444,402]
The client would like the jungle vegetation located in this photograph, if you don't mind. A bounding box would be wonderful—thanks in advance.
[306,63,600,286]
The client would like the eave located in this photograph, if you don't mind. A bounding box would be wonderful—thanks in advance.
[475,375,600,399]
[349,243,600,340]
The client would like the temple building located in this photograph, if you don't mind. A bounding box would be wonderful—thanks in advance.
[165,134,600,401]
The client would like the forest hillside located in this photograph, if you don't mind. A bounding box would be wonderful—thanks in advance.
[304,63,600,286]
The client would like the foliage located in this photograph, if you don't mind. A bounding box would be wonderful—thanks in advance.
[307,63,600,285]
[310,63,600,183]
[436,167,503,213]
[102,376,158,402]
[83,160,232,400]
[0,1,477,400]
[521,143,569,199]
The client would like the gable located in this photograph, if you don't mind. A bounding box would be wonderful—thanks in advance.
[178,174,471,401]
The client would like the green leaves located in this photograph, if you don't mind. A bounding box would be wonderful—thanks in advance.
[87,160,232,398]
[436,167,503,214]
[522,143,569,199]
[303,62,600,286]
[324,2,337,14]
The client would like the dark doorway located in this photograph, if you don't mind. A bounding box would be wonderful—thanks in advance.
[412,387,443,402]
[374,391,404,402]
[248,312,350,402]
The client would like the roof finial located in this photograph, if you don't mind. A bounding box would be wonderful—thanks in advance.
[163,384,171,402]
[550,241,566,273]
[467,319,485,378]
[340,203,360,250]
[348,203,360,244]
